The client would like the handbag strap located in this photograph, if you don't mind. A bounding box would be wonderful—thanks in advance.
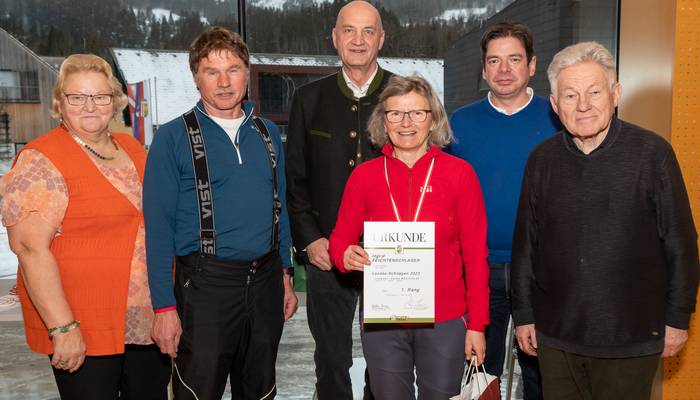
[463,356,490,393]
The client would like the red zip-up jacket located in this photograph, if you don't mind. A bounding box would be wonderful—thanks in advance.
[329,144,490,330]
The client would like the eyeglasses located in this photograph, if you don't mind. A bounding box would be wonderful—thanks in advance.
[63,93,113,106]
[384,109,431,123]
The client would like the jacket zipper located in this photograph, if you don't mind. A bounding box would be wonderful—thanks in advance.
[195,105,252,165]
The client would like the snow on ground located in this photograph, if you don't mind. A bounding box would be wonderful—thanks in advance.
[0,159,17,279]
[0,159,11,175]
[435,7,488,22]
[132,7,209,24]
[253,0,332,10]
[0,226,17,279]
[253,0,286,9]
[151,7,177,21]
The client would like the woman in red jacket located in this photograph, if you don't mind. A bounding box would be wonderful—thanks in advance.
[329,75,490,399]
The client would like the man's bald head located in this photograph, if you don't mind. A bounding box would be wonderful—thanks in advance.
[332,0,385,74]
[335,1,383,30]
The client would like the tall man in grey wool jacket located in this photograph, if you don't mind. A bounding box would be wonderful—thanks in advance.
[511,41,699,400]
[285,1,393,398]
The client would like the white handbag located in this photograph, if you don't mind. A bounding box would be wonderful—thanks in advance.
[451,356,500,400]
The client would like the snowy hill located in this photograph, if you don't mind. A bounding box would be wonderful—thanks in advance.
[250,0,332,9]
[132,7,210,24]
[435,7,488,22]
[248,0,513,23]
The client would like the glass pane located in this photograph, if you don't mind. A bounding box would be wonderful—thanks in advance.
[0,71,21,100]
[444,0,619,113]
[0,2,622,400]
[257,71,328,115]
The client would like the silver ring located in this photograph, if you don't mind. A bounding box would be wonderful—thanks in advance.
[58,360,66,366]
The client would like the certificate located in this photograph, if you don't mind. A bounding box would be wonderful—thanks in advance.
[363,221,435,323]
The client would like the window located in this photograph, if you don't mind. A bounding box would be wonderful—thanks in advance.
[0,70,40,102]
[257,71,331,115]
[0,71,21,100]
[444,0,619,113]
[1,2,625,399]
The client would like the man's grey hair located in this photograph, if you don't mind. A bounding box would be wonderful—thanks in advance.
[367,75,453,148]
[547,41,617,97]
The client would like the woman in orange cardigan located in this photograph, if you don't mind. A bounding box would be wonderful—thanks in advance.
[0,54,169,399]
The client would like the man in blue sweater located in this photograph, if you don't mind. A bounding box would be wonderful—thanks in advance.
[144,27,297,399]
[448,22,560,399]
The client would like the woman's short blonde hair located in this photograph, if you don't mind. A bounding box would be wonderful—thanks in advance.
[367,75,453,148]
[51,54,128,120]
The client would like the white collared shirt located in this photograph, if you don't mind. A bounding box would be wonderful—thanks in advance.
[342,65,379,98]
[487,87,534,115]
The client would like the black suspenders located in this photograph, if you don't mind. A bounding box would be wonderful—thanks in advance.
[182,108,280,256]
[251,117,281,252]
[183,110,216,256]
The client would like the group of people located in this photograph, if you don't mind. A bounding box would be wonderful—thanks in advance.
[1,1,697,399]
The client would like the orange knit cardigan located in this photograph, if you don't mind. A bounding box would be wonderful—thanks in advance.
[16,126,146,356]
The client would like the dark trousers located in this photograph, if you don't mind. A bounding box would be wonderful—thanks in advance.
[306,264,373,400]
[52,344,170,399]
[173,251,284,400]
[538,345,660,400]
[485,262,542,400]
[361,316,467,400]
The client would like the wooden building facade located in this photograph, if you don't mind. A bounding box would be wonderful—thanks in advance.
[0,28,58,145]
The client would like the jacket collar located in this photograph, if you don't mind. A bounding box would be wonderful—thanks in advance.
[381,143,441,168]
[563,115,620,157]
[337,66,386,100]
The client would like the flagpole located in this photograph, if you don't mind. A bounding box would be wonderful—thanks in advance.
[153,76,159,132]
[237,0,247,41]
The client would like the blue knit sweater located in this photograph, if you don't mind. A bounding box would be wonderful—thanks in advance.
[144,101,292,310]
[448,96,561,263]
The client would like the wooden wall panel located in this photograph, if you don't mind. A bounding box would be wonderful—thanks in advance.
[0,28,58,143]
[664,1,700,398]
[0,103,49,143]
[618,0,675,140]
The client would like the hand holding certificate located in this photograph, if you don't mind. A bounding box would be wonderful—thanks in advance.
[343,244,371,271]
[363,221,435,323]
